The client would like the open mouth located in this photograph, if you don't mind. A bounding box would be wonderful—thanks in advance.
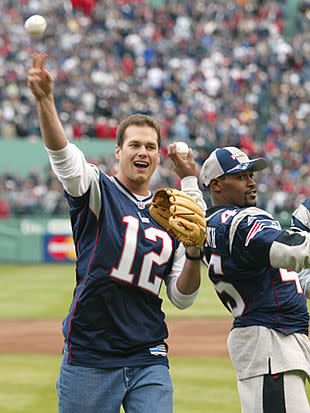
[134,161,149,169]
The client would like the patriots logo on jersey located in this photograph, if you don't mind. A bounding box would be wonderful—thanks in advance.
[149,344,167,357]
[245,218,281,246]
[138,212,150,223]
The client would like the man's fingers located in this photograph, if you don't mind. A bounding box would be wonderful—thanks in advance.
[31,52,47,69]
[168,144,185,163]
[167,143,176,157]
[32,52,40,68]
[40,53,47,69]
[188,148,194,161]
[28,67,44,82]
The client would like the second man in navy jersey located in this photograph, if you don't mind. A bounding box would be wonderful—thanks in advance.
[200,146,310,413]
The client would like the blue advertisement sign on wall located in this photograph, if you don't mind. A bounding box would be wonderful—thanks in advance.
[43,234,76,262]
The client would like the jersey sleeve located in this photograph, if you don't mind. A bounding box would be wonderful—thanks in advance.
[269,230,310,272]
[229,207,283,268]
[230,207,310,272]
[46,142,94,197]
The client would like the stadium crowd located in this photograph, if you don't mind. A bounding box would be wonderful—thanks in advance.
[1,0,310,218]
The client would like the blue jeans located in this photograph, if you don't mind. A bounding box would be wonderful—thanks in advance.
[56,345,173,413]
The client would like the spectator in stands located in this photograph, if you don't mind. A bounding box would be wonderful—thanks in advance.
[2,0,310,218]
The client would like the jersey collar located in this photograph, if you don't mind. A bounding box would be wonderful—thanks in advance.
[206,204,237,216]
[110,176,153,209]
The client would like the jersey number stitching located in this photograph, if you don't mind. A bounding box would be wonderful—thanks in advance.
[279,268,303,294]
[209,254,246,317]
[109,215,173,295]
[209,254,304,317]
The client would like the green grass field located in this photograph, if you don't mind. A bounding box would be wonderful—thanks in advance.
[0,354,240,413]
[0,264,229,320]
[0,263,309,412]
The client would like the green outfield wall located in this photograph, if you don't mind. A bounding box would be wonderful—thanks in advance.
[0,216,75,263]
[0,212,291,263]
[0,139,115,177]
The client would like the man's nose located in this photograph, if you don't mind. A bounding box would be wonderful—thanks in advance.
[137,146,148,156]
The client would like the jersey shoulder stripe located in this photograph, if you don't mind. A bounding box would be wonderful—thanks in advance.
[229,207,273,253]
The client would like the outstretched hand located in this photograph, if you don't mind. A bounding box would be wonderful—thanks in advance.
[168,142,197,179]
[28,53,53,101]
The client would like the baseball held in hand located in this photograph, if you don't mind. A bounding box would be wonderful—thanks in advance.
[25,15,47,36]
[175,142,189,159]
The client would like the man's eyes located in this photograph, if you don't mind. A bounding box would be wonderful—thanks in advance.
[237,175,253,180]
[130,144,156,150]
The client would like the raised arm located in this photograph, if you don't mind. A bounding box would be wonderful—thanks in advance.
[168,143,207,214]
[165,143,207,303]
[27,53,68,150]
[28,53,93,197]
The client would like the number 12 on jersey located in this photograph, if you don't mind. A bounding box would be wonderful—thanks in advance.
[109,215,173,295]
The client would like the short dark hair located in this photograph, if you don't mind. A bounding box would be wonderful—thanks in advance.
[116,114,162,149]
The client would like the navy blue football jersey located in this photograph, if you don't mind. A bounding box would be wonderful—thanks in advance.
[62,169,180,368]
[203,205,309,335]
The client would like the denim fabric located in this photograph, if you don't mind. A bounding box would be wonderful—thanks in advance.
[56,345,173,413]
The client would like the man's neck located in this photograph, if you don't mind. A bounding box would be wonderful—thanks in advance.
[115,173,150,197]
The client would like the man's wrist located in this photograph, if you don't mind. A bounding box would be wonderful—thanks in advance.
[185,247,203,261]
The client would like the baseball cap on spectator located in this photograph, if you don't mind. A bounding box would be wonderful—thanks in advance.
[200,147,268,187]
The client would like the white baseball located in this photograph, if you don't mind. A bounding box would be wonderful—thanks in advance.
[24,15,47,36]
[175,141,189,159]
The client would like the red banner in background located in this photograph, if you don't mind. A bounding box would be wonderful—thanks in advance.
[71,0,146,15]
[116,0,145,3]
[71,0,97,15]
[44,235,76,262]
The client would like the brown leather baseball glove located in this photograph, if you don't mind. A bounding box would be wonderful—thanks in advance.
[149,188,206,247]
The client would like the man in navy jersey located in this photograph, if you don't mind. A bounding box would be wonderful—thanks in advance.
[199,146,310,413]
[28,53,205,413]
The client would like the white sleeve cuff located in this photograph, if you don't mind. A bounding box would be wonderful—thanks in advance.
[168,279,199,309]
[45,142,70,158]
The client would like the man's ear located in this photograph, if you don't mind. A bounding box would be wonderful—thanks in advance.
[115,145,121,160]
[156,150,161,164]
[210,178,222,193]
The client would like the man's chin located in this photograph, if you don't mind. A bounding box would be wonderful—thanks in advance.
[132,174,148,186]
[245,199,256,207]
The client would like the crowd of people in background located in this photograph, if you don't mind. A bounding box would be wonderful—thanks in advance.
[2,0,310,218]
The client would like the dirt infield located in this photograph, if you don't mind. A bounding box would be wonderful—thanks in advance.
[0,318,232,357]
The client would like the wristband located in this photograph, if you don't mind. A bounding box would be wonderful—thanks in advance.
[185,250,203,261]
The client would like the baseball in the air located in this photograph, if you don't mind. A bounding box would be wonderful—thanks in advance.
[24,15,47,36]
[175,141,189,159]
